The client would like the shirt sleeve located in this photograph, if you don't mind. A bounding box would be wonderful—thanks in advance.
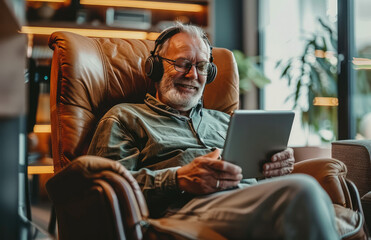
[87,116,182,208]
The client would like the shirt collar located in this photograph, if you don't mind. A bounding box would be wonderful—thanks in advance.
[144,93,202,120]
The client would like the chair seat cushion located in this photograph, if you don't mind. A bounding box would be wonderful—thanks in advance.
[334,204,367,240]
[145,218,227,240]
[361,192,371,234]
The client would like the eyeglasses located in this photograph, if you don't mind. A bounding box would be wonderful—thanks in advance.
[158,56,210,76]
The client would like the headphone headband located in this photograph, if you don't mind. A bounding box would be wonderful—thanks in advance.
[151,27,181,55]
[145,26,217,84]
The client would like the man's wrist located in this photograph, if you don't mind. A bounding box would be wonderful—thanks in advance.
[154,166,181,192]
[175,168,186,194]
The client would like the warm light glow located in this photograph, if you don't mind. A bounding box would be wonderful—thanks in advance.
[27,0,65,2]
[80,0,204,12]
[352,57,371,69]
[28,166,54,174]
[27,34,34,58]
[314,50,335,59]
[21,26,160,39]
[147,32,161,40]
[33,124,51,133]
[313,97,338,106]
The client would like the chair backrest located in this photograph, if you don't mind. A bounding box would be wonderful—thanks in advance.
[48,31,239,172]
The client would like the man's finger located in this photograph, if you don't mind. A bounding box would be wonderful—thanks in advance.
[204,148,221,159]
[207,159,242,174]
[272,148,294,162]
[263,167,293,177]
[216,172,243,181]
[264,158,294,170]
[217,179,241,190]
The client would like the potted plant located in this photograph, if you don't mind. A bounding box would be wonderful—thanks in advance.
[276,19,338,144]
[232,50,271,108]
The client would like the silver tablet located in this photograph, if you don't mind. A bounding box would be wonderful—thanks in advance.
[221,110,295,178]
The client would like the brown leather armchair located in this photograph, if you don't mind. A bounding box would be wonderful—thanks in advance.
[332,140,371,234]
[46,31,367,239]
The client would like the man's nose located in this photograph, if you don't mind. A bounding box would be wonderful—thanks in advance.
[185,65,198,78]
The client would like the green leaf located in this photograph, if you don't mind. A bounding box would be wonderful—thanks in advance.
[280,63,291,79]
[316,58,337,85]
[319,18,333,36]
[275,59,283,68]
[321,36,327,51]
[309,66,321,93]
[275,18,338,143]
[294,77,302,104]
[232,50,271,92]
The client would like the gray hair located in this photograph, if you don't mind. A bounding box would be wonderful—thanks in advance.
[156,22,211,57]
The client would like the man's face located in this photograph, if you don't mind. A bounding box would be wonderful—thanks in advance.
[156,33,209,113]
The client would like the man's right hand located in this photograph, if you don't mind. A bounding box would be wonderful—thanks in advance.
[176,149,243,195]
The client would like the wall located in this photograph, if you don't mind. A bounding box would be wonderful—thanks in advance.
[213,0,243,50]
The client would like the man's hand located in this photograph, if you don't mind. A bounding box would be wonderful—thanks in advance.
[263,148,295,177]
[177,149,242,195]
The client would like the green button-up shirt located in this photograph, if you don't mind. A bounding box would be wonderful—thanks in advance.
[88,94,230,217]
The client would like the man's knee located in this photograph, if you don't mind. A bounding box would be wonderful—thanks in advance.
[283,174,331,206]
[286,174,322,190]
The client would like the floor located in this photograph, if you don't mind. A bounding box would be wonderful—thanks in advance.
[31,201,54,234]
[29,173,57,239]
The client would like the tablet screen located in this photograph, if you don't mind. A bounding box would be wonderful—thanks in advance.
[221,110,294,178]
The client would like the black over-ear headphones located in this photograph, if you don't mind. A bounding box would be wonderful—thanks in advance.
[145,26,217,84]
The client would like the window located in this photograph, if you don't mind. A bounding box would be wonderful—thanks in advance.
[259,0,338,146]
[353,0,371,139]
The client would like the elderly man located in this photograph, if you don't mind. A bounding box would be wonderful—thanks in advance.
[87,22,339,239]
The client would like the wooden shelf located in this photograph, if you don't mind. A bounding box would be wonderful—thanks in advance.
[28,165,54,174]
[22,25,161,40]
[25,0,210,37]
[28,157,54,175]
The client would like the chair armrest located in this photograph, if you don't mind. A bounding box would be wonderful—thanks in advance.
[46,156,149,240]
[292,158,351,208]
[361,192,371,234]
[332,140,371,197]
[46,155,148,217]
[46,156,228,240]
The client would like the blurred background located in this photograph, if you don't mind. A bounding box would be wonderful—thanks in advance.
[1,0,370,239]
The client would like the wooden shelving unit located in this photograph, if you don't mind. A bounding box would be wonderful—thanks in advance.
[24,0,211,39]
[23,0,213,62]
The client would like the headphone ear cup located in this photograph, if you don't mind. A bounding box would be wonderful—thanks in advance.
[145,55,164,82]
[206,63,217,84]
[145,55,155,77]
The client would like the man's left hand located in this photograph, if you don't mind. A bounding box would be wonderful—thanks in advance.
[263,148,295,177]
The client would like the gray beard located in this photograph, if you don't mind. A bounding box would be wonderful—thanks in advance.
[158,75,204,112]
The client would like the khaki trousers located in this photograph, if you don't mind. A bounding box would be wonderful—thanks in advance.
[165,174,339,240]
